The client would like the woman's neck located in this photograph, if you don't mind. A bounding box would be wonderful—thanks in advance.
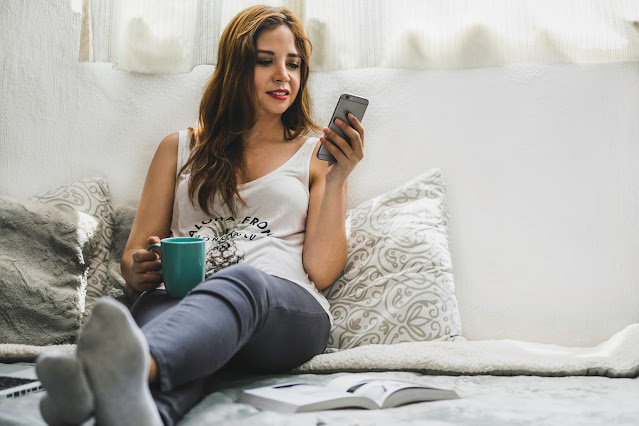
[243,115,285,148]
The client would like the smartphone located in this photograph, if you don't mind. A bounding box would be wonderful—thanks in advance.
[317,93,369,163]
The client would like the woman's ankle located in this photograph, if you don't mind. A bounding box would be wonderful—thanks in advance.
[149,354,158,384]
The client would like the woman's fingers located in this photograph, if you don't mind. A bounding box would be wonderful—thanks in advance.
[322,126,354,160]
[131,259,162,274]
[131,250,161,271]
[338,115,364,157]
[134,265,163,291]
[130,238,164,291]
[135,272,163,285]
[146,236,161,257]
[131,248,162,292]
[321,128,348,158]
[322,115,364,162]
[345,113,364,158]
[347,112,364,143]
[319,135,347,163]
[132,249,158,263]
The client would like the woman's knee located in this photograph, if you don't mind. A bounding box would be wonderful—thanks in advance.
[232,311,330,373]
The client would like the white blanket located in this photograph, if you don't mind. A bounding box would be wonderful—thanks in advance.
[295,323,639,378]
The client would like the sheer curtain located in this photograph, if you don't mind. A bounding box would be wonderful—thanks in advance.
[79,0,639,74]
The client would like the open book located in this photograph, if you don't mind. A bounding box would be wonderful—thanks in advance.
[237,375,460,413]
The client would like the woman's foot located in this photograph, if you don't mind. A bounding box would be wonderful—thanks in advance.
[76,297,163,426]
[36,353,94,425]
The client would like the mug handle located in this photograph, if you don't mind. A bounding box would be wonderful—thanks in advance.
[146,243,162,274]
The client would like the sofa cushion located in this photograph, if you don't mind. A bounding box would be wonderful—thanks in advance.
[0,197,99,345]
[29,177,116,317]
[322,168,462,349]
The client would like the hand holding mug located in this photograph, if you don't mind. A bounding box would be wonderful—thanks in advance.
[130,236,164,292]
[144,237,206,298]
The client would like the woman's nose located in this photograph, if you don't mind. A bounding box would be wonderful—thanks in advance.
[273,63,290,82]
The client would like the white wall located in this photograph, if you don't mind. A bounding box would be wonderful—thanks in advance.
[2,0,639,346]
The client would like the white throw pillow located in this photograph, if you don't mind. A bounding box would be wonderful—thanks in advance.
[30,177,116,317]
[323,168,462,349]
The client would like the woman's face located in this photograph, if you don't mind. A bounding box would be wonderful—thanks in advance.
[253,25,301,120]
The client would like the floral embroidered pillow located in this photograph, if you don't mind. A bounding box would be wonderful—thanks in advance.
[323,168,462,349]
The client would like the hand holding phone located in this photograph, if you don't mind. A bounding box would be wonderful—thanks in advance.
[317,93,369,163]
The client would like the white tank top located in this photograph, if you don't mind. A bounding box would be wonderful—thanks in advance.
[170,130,332,323]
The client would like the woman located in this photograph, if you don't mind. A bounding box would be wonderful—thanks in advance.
[36,5,364,426]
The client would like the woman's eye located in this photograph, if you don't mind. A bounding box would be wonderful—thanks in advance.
[256,59,299,69]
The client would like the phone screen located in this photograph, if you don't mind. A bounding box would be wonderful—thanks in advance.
[317,93,369,163]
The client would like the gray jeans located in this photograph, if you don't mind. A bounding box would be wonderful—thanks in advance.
[130,264,331,426]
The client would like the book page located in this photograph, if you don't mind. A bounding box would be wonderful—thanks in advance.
[325,375,386,393]
[351,381,408,406]
[326,376,410,406]
[325,375,455,408]
[240,382,379,411]
[263,383,349,404]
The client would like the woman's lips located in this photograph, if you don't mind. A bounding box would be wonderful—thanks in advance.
[267,91,289,100]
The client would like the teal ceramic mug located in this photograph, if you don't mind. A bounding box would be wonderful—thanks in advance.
[146,237,206,298]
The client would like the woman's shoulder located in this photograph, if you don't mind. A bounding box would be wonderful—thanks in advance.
[160,127,201,150]
[296,133,320,147]
[300,133,321,151]
[145,133,180,180]
[151,133,180,164]
[162,131,180,143]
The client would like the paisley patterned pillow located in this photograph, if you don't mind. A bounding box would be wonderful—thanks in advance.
[30,177,115,317]
[322,168,462,349]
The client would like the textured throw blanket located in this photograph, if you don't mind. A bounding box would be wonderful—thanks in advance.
[2,324,638,378]
[295,323,639,378]
[0,197,99,346]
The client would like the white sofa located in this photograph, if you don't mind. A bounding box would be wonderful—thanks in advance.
[3,63,639,347]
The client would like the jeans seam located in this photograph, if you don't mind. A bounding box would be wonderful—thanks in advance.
[269,304,329,316]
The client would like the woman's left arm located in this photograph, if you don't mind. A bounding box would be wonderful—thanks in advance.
[303,113,365,290]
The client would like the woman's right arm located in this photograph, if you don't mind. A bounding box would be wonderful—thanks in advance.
[121,132,180,292]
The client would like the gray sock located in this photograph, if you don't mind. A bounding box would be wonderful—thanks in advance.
[36,353,94,425]
[76,297,163,426]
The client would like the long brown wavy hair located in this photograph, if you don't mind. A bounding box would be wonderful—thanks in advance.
[181,5,320,216]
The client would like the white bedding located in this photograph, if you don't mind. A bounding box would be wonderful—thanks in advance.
[183,373,639,426]
[2,325,638,424]
[2,372,638,426]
